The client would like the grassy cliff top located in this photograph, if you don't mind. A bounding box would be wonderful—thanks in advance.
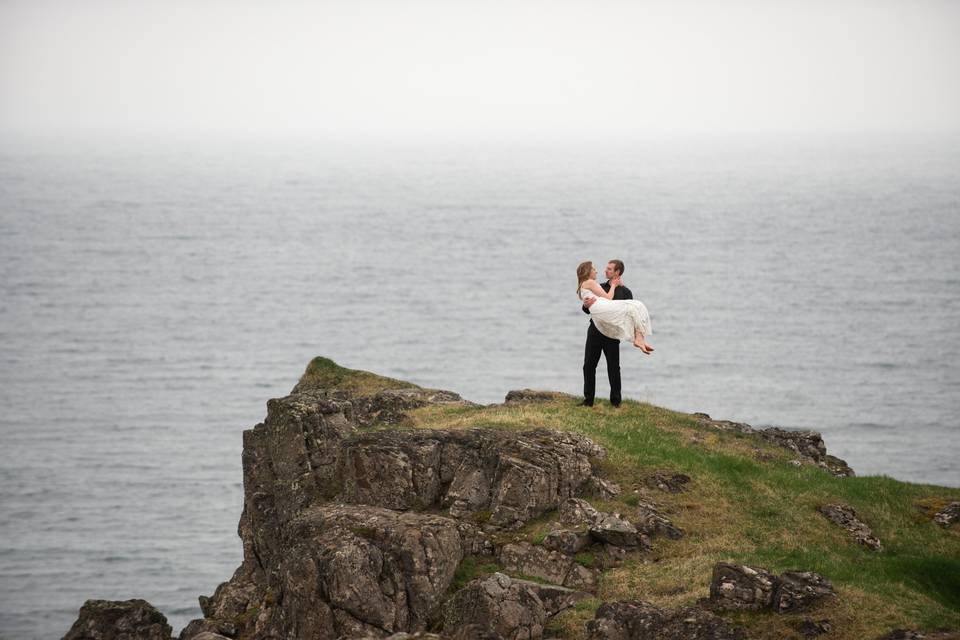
[300,358,960,639]
[293,356,421,395]
[408,399,959,638]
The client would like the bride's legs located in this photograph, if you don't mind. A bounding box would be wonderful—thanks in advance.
[629,306,654,353]
[633,328,654,353]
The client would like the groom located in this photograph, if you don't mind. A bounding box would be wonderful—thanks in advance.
[580,259,632,407]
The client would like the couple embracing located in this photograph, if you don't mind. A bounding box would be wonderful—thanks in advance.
[577,259,654,408]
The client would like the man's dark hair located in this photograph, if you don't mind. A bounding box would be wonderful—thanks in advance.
[609,259,625,276]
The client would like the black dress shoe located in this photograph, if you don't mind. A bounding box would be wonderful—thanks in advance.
[579,400,594,407]
[610,401,622,408]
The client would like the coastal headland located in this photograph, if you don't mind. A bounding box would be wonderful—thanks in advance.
[63,357,960,640]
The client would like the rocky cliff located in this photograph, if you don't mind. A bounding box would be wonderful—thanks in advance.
[64,357,960,640]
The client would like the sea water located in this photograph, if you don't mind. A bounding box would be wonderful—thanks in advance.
[1,132,957,639]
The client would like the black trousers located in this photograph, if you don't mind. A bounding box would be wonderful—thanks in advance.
[583,321,622,405]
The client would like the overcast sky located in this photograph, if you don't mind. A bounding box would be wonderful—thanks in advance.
[2,0,959,139]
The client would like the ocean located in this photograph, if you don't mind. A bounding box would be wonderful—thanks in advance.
[1,131,957,639]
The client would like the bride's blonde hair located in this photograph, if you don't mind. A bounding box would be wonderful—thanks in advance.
[576,261,593,295]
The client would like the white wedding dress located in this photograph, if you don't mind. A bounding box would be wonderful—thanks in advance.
[579,285,652,341]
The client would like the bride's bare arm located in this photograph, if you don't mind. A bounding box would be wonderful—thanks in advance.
[585,279,616,300]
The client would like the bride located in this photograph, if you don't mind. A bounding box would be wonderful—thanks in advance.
[577,260,654,354]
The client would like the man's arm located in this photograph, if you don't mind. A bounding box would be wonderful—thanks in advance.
[582,281,613,313]
[616,284,633,300]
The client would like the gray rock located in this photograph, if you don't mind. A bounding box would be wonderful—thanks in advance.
[353,388,473,426]
[585,600,746,640]
[239,391,356,572]
[584,476,622,499]
[633,504,683,540]
[558,498,665,548]
[708,562,776,611]
[503,389,566,405]
[563,563,599,591]
[497,542,570,586]
[197,562,262,622]
[795,618,832,637]
[589,513,642,548]
[456,521,497,557]
[177,617,236,640]
[772,571,836,613]
[708,563,837,615]
[759,426,828,461]
[822,454,855,476]
[203,501,468,640]
[526,581,591,616]
[541,528,591,555]
[289,378,475,427]
[282,502,464,636]
[559,498,601,527]
[63,599,173,640]
[933,501,960,527]
[332,426,607,526]
[642,471,691,493]
[693,413,854,477]
[443,573,584,640]
[497,541,598,591]
[818,503,882,551]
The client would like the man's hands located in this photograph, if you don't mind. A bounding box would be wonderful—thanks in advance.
[583,277,621,313]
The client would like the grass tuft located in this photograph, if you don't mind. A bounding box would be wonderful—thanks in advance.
[294,356,419,395]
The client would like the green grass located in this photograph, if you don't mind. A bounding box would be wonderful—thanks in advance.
[293,356,420,395]
[574,551,596,568]
[620,494,641,507]
[573,597,601,612]
[472,509,492,525]
[450,555,503,592]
